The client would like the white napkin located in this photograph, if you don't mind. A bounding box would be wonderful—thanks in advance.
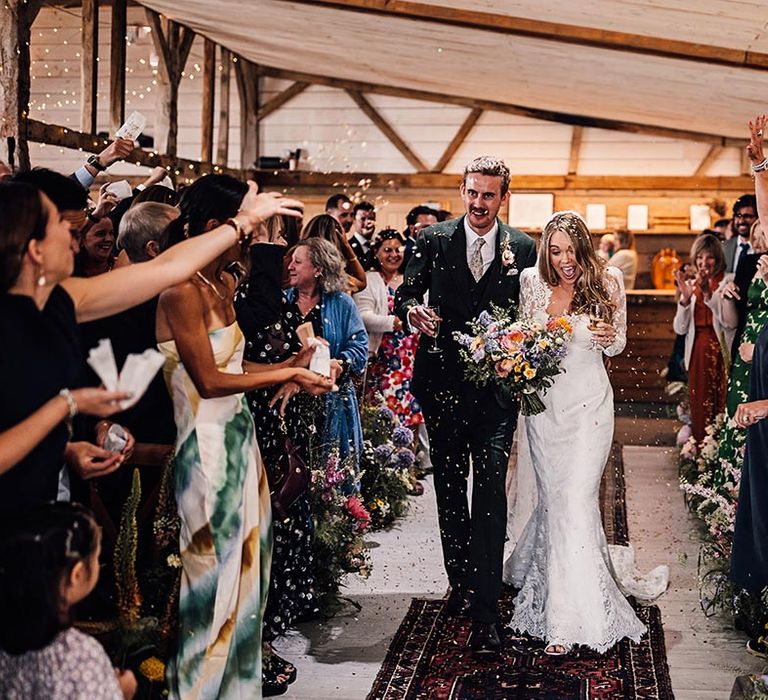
[87,338,165,410]
[308,337,331,377]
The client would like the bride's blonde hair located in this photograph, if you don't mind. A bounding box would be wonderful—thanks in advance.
[538,211,614,323]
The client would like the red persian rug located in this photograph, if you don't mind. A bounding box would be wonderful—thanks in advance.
[366,444,674,700]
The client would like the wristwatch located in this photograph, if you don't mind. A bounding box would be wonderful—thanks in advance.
[87,154,106,172]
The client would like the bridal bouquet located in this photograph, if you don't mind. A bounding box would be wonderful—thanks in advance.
[454,306,573,415]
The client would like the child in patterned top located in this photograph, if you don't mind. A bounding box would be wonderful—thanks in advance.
[0,502,136,699]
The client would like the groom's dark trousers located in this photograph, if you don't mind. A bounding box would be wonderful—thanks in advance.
[395,215,537,624]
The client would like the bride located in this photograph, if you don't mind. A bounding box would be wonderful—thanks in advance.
[504,211,668,655]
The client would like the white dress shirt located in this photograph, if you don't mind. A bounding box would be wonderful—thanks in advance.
[464,218,498,278]
[353,231,370,255]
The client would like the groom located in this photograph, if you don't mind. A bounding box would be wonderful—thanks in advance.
[395,156,536,654]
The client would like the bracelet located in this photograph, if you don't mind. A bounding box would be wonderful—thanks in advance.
[59,388,78,439]
[752,157,768,172]
[225,217,253,247]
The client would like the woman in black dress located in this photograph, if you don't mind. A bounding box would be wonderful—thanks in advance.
[235,229,322,694]
[731,323,768,656]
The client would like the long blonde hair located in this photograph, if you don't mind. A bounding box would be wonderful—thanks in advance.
[538,211,614,322]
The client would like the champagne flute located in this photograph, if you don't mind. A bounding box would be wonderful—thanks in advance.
[588,303,607,331]
[426,305,442,354]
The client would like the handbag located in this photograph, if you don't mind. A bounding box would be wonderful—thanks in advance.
[269,418,310,522]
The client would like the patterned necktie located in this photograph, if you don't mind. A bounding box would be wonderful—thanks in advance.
[469,238,486,282]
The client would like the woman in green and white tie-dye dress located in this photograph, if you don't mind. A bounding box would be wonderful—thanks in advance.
[155,175,333,699]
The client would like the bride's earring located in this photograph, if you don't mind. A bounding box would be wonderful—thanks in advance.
[37,265,47,287]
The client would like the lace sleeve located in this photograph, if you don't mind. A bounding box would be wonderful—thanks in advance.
[604,266,627,357]
[519,267,546,320]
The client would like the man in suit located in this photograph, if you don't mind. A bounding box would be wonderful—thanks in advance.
[724,194,758,273]
[395,156,537,655]
[348,200,376,270]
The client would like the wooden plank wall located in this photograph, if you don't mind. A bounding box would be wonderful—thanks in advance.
[609,292,679,404]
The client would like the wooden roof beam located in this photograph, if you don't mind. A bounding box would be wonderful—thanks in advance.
[568,126,584,176]
[346,89,428,172]
[254,169,756,192]
[432,107,482,173]
[254,64,743,147]
[291,0,768,71]
[693,144,724,177]
[258,81,309,120]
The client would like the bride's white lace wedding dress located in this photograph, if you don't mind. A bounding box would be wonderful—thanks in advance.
[503,265,669,653]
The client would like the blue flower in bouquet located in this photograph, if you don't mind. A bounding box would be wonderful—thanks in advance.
[477,310,492,325]
[392,449,415,470]
[392,426,414,448]
[373,444,393,464]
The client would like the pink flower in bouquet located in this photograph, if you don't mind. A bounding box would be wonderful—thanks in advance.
[500,333,521,352]
[469,336,486,353]
[345,495,371,531]
[495,358,514,377]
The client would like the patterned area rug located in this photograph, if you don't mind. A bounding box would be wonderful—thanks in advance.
[366,444,674,700]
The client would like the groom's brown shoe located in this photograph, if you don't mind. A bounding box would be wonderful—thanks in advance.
[470,622,502,656]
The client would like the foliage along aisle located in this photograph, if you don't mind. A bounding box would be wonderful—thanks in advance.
[674,382,768,646]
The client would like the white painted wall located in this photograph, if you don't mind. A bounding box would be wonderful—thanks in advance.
[26,7,741,180]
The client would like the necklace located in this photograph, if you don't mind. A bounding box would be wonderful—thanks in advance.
[195,271,226,300]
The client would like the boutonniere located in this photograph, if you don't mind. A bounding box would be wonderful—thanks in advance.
[500,236,517,275]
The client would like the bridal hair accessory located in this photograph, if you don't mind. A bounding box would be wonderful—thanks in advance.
[544,210,587,229]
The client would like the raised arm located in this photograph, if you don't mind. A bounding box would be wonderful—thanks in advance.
[747,115,768,224]
[62,185,304,323]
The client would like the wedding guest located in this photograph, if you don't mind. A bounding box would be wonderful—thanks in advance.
[403,205,438,264]
[0,502,136,699]
[286,238,368,480]
[609,228,638,289]
[13,167,90,239]
[673,233,733,442]
[156,176,331,699]
[348,201,376,270]
[299,214,367,292]
[235,232,320,692]
[597,233,615,261]
[0,177,300,513]
[731,323,768,657]
[74,216,116,276]
[724,194,758,273]
[713,218,732,242]
[718,220,768,386]
[354,229,426,492]
[325,192,353,233]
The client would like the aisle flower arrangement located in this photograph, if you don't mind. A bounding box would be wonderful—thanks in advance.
[359,404,414,531]
[309,448,372,613]
[677,406,768,638]
[454,306,572,415]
